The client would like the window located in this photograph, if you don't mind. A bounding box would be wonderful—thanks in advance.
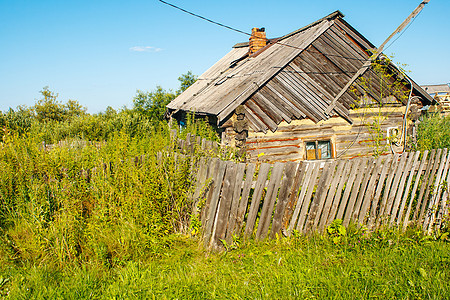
[306,140,332,160]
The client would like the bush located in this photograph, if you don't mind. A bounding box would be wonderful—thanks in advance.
[0,129,197,266]
[415,113,450,151]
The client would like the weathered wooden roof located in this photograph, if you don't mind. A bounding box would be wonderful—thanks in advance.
[167,11,433,133]
[421,84,450,95]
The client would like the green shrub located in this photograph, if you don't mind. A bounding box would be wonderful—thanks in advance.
[416,113,450,151]
[0,127,197,267]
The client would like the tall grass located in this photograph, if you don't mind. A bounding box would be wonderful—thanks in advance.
[0,125,199,269]
[416,113,450,151]
[1,84,450,298]
[1,229,449,299]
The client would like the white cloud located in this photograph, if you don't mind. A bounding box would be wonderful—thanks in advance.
[129,46,162,53]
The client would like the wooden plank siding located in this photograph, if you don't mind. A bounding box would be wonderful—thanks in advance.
[237,106,405,163]
[168,12,434,170]
[168,13,433,169]
[197,150,450,249]
[233,21,412,136]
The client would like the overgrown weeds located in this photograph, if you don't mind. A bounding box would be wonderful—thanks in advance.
[1,228,449,299]
[415,113,450,151]
[0,126,201,270]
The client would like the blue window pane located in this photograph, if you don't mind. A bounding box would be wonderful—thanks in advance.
[318,141,331,159]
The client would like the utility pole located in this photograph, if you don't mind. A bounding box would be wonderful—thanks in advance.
[324,0,431,116]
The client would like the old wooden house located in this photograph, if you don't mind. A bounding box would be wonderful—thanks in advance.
[166,11,434,162]
[422,83,450,115]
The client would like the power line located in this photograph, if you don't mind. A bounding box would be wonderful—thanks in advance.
[196,69,358,81]
[281,69,357,76]
[158,0,250,36]
[335,75,405,159]
[159,0,426,102]
[384,9,423,52]
[158,0,368,63]
[270,40,367,62]
[159,1,421,155]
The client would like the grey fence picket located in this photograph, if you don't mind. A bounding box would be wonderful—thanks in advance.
[190,149,450,250]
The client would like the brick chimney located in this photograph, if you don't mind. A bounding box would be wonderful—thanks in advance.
[249,27,267,55]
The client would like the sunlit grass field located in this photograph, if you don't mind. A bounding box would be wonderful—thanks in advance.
[1,107,450,299]
[1,229,449,299]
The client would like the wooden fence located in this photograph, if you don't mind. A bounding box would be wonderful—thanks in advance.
[171,130,220,155]
[192,149,450,249]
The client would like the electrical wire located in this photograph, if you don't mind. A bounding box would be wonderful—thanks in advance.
[196,69,358,81]
[158,0,425,98]
[159,0,416,157]
[335,69,407,159]
[270,40,367,62]
[384,9,423,52]
[280,69,356,76]
[158,0,368,62]
[158,0,250,36]
[335,85,370,159]
[336,120,363,159]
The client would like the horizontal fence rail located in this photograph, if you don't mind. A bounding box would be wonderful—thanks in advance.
[171,130,220,155]
[193,149,450,249]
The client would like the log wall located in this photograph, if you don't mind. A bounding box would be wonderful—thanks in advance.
[223,106,407,163]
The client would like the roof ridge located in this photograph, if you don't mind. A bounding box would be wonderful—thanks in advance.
[421,83,450,87]
[233,10,344,48]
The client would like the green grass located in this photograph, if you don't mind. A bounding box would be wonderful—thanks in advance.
[1,107,450,299]
[1,231,449,299]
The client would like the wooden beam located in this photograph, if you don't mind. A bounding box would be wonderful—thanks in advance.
[324,0,431,115]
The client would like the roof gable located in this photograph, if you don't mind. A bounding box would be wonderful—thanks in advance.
[167,11,433,133]
[167,13,334,118]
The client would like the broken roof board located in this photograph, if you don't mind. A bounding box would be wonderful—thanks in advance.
[167,11,433,132]
[167,17,333,118]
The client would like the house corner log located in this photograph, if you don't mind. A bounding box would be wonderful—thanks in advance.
[233,105,248,159]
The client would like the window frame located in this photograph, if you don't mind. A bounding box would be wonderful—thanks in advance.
[305,139,334,160]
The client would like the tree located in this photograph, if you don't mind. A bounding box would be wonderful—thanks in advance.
[177,71,197,95]
[132,71,197,121]
[65,99,87,119]
[33,87,66,122]
[133,87,176,121]
[32,87,86,123]
[0,105,34,138]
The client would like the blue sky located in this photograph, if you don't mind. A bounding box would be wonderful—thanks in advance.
[0,0,448,113]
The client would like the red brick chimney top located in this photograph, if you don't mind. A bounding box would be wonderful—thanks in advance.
[249,27,267,55]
